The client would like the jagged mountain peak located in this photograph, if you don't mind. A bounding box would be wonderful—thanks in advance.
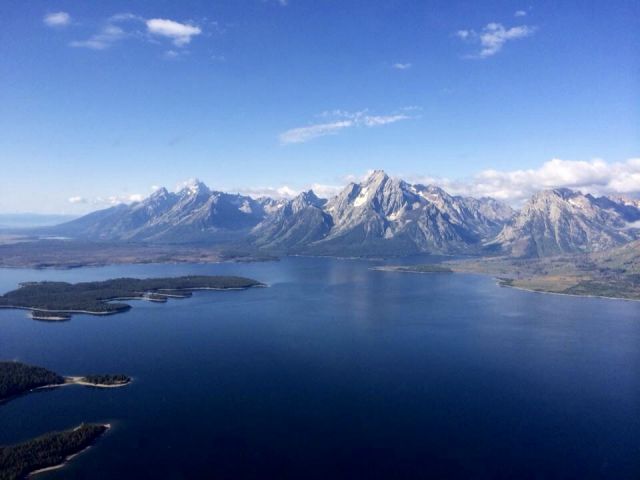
[176,178,210,196]
[291,190,325,210]
[364,169,390,183]
[295,189,322,202]
[150,187,170,199]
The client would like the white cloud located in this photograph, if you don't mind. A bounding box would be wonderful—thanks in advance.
[146,18,201,47]
[409,158,640,205]
[239,185,298,199]
[456,22,535,58]
[70,24,126,50]
[70,14,203,51]
[280,120,354,144]
[163,49,191,60]
[392,62,412,70]
[514,10,527,17]
[309,183,343,198]
[239,182,343,200]
[361,114,409,127]
[44,12,71,27]
[280,109,413,144]
[68,193,143,206]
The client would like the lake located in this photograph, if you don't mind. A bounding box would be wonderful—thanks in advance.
[1,256,639,479]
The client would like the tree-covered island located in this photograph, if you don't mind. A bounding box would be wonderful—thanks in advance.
[0,423,108,480]
[0,275,263,320]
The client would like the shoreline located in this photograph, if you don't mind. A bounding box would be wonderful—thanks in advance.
[0,253,279,271]
[375,264,640,303]
[496,280,640,303]
[31,377,132,394]
[28,423,111,477]
[0,305,124,316]
[64,376,132,388]
[370,266,453,274]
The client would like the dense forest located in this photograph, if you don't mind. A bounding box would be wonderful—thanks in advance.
[0,275,263,316]
[0,423,107,480]
[0,362,64,401]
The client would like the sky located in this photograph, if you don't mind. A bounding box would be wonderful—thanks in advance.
[0,0,638,213]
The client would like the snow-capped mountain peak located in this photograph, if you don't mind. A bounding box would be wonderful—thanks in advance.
[176,178,210,196]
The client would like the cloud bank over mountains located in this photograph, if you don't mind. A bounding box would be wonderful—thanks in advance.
[240,158,640,204]
[66,158,640,212]
[411,158,640,203]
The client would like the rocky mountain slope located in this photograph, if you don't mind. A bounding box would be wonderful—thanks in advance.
[299,170,512,255]
[56,180,272,243]
[487,188,640,257]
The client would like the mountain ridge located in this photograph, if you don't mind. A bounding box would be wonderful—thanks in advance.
[49,171,640,258]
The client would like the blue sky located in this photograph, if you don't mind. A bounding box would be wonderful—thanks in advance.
[1,0,638,213]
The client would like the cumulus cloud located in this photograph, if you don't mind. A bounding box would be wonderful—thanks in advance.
[456,22,535,58]
[280,109,414,144]
[146,18,201,46]
[44,12,71,27]
[69,14,202,51]
[68,196,87,204]
[392,62,412,70]
[409,158,640,205]
[514,10,527,17]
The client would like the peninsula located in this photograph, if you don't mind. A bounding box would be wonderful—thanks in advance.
[0,275,264,320]
[0,361,131,403]
[379,250,640,302]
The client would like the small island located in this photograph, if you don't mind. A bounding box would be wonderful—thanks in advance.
[372,264,453,274]
[0,423,108,480]
[0,275,264,320]
[69,374,131,388]
[0,361,131,403]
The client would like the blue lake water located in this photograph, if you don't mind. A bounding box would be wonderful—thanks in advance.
[1,256,639,479]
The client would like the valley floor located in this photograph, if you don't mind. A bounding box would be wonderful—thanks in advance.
[446,255,640,301]
[0,238,274,269]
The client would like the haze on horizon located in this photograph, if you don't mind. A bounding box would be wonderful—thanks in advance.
[1,0,638,214]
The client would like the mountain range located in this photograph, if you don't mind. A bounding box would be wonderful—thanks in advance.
[52,171,640,258]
